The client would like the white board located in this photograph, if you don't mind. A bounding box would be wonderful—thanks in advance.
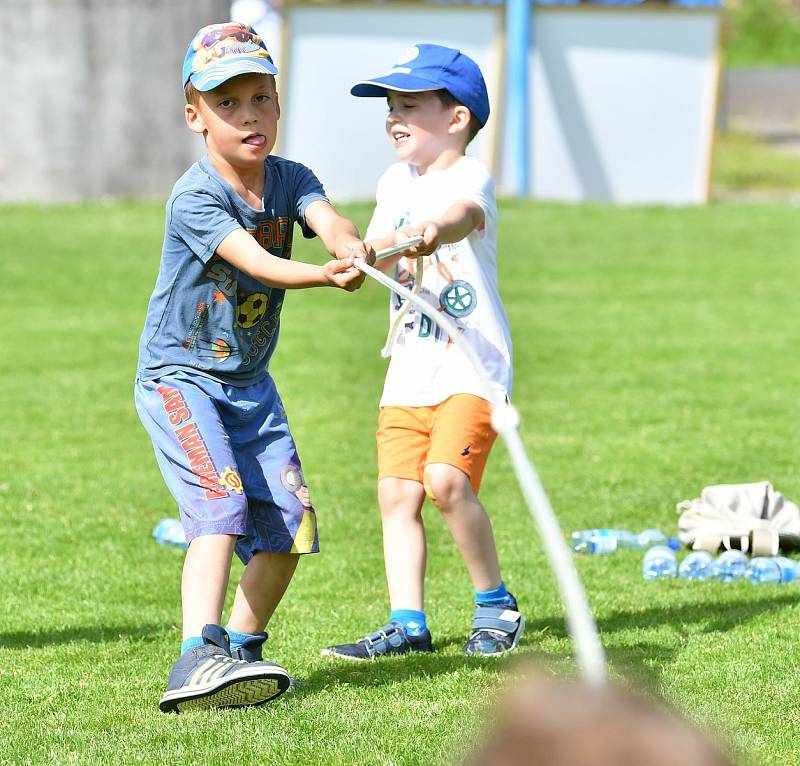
[521,8,721,204]
[280,3,503,201]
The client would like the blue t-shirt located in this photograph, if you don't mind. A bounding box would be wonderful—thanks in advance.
[137,155,327,386]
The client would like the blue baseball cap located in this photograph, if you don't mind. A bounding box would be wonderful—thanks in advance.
[351,44,489,126]
[182,22,278,92]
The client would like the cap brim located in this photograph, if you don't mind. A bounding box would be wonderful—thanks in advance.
[190,57,279,91]
[351,73,443,98]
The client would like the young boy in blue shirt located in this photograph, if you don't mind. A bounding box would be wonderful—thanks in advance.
[322,45,524,660]
[135,22,372,712]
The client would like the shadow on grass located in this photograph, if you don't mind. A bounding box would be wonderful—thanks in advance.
[521,592,798,639]
[0,624,167,649]
[517,592,799,691]
[598,592,799,635]
[296,649,530,696]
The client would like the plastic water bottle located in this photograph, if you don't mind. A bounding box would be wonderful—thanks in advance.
[635,529,668,548]
[774,557,799,583]
[570,529,621,554]
[638,531,682,552]
[642,545,678,580]
[153,518,188,550]
[745,557,782,585]
[571,528,676,555]
[746,556,799,585]
[678,551,714,581]
[712,550,749,582]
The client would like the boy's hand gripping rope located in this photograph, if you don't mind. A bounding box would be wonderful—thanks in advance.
[356,243,607,686]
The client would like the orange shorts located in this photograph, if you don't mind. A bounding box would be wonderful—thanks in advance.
[376,394,498,494]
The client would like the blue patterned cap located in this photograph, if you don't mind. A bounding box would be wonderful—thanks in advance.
[183,22,278,91]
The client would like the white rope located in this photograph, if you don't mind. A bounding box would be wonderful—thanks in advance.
[381,254,423,358]
[356,253,607,686]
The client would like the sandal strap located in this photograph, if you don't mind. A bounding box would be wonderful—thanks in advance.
[359,623,407,657]
[471,606,521,634]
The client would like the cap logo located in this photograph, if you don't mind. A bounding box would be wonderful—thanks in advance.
[191,23,273,75]
[395,46,420,66]
[198,24,255,49]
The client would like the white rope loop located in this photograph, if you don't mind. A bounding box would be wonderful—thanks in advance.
[356,250,607,686]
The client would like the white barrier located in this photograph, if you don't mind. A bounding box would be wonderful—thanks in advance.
[522,7,722,204]
[278,2,504,201]
[278,1,721,204]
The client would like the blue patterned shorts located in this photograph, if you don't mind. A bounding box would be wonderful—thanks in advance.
[135,370,318,563]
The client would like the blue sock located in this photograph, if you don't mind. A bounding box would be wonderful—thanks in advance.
[390,609,427,636]
[225,626,263,652]
[474,581,515,607]
[181,636,205,654]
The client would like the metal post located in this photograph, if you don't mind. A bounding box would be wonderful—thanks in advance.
[506,0,531,196]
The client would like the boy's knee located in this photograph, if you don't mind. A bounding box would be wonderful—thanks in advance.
[424,464,472,509]
[378,477,424,518]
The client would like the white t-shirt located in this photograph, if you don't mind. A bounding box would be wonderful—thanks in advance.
[365,157,513,408]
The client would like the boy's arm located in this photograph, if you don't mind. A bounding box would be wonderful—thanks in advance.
[364,230,406,274]
[413,200,485,256]
[304,200,374,264]
[216,229,364,291]
[369,200,485,271]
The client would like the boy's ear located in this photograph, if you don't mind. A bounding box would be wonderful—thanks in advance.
[449,105,471,136]
[185,103,206,135]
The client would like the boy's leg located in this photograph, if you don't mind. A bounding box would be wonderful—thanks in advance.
[228,551,299,634]
[321,407,434,660]
[135,373,291,710]
[220,376,317,661]
[379,477,427,611]
[182,534,236,639]
[321,477,432,659]
[424,395,525,656]
[423,463,501,592]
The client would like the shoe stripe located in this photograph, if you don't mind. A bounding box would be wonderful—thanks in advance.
[201,656,245,685]
[204,660,234,685]
[188,657,219,687]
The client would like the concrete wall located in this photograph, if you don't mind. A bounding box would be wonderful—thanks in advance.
[0,0,230,203]
[719,68,800,139]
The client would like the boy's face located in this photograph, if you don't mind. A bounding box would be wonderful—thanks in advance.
[185,73,280,168]
[385,90,469,167]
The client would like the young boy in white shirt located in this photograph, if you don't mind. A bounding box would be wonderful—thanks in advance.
[322,44,524,659]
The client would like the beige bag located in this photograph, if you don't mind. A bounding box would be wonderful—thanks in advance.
[676,481,800,555]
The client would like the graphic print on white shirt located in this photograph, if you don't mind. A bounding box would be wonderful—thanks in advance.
[365,157,513,408]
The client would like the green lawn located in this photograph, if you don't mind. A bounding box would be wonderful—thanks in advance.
[2,200,800,764]
[714,132,800,195]
[725,0,800,68]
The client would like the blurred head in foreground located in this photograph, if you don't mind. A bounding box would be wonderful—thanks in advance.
[464,673,735,766]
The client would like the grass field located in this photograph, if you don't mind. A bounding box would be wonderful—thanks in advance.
[725,0,800,68]
[3,199,800,765]
[714,132,800,195]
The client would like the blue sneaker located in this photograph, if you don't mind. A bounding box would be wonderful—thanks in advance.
[159,625,291,713]
[321,622,433,660]
[463,597,525,656]
[231,631,304,689]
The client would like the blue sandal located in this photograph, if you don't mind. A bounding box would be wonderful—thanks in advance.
[322,622,433,660]
[463,601,525,656]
